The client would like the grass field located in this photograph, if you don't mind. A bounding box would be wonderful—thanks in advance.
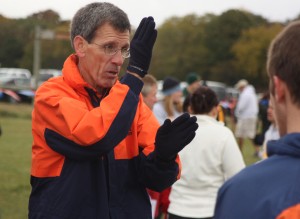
[0,102,33,219]
[0,102,260,219]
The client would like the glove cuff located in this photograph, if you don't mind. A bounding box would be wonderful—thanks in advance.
[127,65,147,78]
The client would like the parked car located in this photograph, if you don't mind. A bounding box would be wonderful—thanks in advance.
[0,68,31,80]
[33,69,62,87]
[0,77,34,103]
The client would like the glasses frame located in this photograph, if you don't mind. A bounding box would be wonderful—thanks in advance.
[90,42,130,59]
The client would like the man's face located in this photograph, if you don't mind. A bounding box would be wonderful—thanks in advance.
[78,23,130,90]
[190,81,200,93]
[267,101,276,124]
[143,84,158,110]
[171,90,183,104]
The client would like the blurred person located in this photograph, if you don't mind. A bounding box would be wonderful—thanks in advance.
[261,100,280,159]
[141,74,158,110]
[152,76,184,218]
[253,92,271,158]
[214,20,300,219]
[234,79,258,154]
[168,86,245,219]
[182,72,201,98]
[153,76,183,125]
[182,75,225,125]
[182,72,201,112]
[28,3,199,219]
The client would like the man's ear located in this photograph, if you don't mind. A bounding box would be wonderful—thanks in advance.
[273,75,286,103]
[74,36,87,57]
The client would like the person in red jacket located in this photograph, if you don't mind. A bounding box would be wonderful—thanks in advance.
[28,2,198,219]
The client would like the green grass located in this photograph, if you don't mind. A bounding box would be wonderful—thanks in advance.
[0,102,33,219]
[0,102,260,218]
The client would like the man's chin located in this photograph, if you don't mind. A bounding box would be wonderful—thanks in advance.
[99,80,117,89]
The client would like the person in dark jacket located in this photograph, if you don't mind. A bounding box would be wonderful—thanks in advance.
[214,20,300,219]
[28,2,198,219]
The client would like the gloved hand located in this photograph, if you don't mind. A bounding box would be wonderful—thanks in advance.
[154,113,198,162]
[127,16,157,78]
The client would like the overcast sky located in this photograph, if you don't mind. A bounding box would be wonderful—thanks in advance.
[0,0,299,27]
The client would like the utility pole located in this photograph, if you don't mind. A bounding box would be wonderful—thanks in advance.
[32,26,55,90]
[33,25,41,90]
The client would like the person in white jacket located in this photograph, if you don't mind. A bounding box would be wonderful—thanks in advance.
[168,86,245,219]
[234,79,258,154]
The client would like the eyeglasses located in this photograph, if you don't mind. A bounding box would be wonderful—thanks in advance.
[90,43,130,59]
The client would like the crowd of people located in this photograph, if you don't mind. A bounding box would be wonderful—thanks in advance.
[27,2,300,219]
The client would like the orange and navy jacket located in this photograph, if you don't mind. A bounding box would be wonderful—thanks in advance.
[28,54,181,219]
[214,133,300,219]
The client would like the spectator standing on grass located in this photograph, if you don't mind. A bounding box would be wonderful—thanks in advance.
[234,79,258,155]
[168,86,245,219]
[28,2,198,219]
[261,100,279,159]
[214,20,300,219]
[253,92,271,158]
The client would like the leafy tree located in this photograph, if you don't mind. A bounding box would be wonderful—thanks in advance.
[20,11,72,72]
[151,14,213,81]
[203,9,268,84]
[231,23,283,90]
[0,17,32,68]
[28,10,61,27]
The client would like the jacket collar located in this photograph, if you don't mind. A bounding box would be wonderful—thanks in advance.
[268,133,300,158]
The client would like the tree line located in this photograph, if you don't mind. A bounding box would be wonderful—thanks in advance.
[0,9,299,90]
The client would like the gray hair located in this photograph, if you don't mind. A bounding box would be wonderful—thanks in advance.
[70,2,131,49]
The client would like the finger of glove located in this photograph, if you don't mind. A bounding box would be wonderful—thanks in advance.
[179,132,197,151]
[172,113,190,127]
[170,122,198,145]
[179,122,199,136]
[157,118,172,135]
[133,17,147,41]
[137,17,155,41]
[148,29,157,49]
[165,132,196,157]
[142,19,156,43]
[172,116,197,132]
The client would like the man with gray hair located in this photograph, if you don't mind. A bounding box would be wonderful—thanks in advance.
[28,2,198,219]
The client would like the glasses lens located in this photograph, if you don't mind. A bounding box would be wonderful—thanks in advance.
[122,48,130,58]
[105,45,116,56]
[102,45,130,58]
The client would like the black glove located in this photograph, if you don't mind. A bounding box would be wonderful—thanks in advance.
[127,16,157,78]
[154,113,198,162]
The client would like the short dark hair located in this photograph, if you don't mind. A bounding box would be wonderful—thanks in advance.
[190,86,219,114]
[267,21,300,106]
[70,2,131,49]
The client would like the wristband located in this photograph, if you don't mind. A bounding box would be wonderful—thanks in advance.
[127,65,147,77]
